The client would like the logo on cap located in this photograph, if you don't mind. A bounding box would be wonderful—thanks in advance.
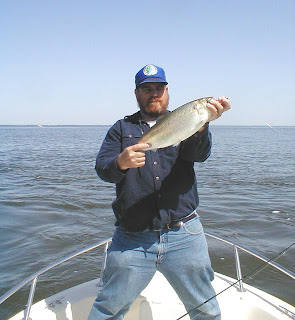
[143,64,158,76]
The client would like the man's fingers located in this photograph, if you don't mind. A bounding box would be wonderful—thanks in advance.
[207,99,223,115]
[135,152,145,158]
[134,156,146,163]
[217,96,231,111]
[136,159,146,167]
[117,143,149,170]
[133,143,150,151]
[207,96,231,121]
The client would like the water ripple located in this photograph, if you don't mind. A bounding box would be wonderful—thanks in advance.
[1,126,294,319]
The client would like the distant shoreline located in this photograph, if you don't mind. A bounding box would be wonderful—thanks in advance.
[0,124,112,127]
[0,124,294,128]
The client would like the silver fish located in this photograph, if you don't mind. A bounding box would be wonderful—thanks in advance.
[138,97,212,150]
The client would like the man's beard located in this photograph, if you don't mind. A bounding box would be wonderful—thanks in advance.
[137,96,170,119]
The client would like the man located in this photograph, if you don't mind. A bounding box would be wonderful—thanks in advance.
[88,64,231,319]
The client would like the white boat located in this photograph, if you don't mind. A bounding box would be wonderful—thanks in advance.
[1,232,295,320]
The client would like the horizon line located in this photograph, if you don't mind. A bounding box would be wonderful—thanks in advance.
[1,124,294,128]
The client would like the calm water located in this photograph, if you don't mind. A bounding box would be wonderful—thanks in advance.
[0,126,294,319]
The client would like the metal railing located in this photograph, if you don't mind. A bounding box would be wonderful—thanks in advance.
[206,232,295,282]
[0,237,112,320]
[1,233,294,320]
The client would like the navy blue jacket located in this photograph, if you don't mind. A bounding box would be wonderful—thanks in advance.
[95,111,212,231]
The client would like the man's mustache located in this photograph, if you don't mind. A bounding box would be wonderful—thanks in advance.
[148,98,161,104]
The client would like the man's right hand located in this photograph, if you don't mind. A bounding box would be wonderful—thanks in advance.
[116,143,150,171]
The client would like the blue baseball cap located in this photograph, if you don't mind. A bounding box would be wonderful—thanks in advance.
[135,64,168,88]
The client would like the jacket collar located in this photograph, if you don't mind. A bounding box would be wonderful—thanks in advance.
[124,110,170,124]
[124,111,142,123]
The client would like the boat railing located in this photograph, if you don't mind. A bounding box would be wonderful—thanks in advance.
[0,237,112,320]
[1,232,294,320]
[205,232,295,291]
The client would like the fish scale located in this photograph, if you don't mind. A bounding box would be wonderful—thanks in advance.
[138,97,213,150]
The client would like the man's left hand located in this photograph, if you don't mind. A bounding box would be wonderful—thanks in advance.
[206,96,231,122]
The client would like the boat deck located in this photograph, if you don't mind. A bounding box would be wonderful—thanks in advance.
[8,271,295,320]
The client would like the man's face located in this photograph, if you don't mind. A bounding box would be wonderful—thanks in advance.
[135,83,169,120]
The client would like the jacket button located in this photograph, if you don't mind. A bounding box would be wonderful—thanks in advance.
[153,161,158,165]
[155,176,160,181]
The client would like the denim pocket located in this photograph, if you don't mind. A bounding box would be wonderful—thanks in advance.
[183,216,204,235]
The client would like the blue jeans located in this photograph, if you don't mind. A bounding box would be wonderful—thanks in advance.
[88,215,221,319]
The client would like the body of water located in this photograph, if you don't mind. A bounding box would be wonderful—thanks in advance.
[0,125,294,319]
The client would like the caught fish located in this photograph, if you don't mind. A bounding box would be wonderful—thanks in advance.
[138,97,212,150]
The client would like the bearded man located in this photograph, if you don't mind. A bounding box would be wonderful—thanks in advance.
[88,64,231,320]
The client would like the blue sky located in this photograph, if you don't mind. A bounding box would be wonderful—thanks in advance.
[1,0,294,125]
